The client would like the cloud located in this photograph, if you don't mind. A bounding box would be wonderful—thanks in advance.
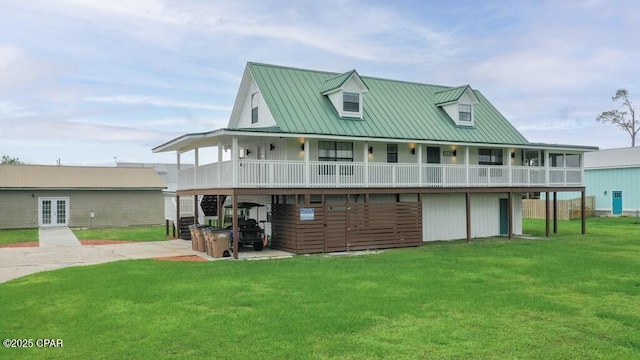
[85,95,232,112]
[0,45,61,93]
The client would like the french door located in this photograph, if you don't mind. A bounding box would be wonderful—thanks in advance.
[39,198,69,226]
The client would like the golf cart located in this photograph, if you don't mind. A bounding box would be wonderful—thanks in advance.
[223,202,266,251]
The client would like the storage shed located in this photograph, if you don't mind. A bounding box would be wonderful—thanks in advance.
[0,165,166,229]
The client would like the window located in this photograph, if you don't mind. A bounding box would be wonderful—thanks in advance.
[478,148,503,165]
[550,153,564,167]
[459,104,472,121]
[565,154,580,168]
[319,141,353,161]
[251,92,259,124]
[257,145,266,160]
[426,147,440,164]
[387,144,398,163]
[343,92,359,113]
[318,141,353,175]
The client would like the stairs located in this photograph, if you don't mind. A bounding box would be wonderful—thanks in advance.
[179,216,195,240]
[200,195,225,216]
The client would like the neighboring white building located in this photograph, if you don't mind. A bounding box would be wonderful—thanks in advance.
[153,62,596,255]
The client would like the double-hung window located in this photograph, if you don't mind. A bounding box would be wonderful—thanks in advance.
[387,144,398,163]
[343,92,359,113]
[251,92,259,124]
[459,104,472,122]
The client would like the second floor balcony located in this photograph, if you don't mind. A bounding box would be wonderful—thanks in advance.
[178,159,583,190]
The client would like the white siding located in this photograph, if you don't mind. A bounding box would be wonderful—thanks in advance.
[422,193,522,242]
[235,78,277,129]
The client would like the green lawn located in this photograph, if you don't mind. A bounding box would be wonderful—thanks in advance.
[72,225,169,242]
[1,218,639,359]
[0,229,38,245]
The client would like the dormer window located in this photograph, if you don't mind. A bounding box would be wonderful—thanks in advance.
[321,69,368,119]
[434,85,479,127]
[343,92,359,112]
[459,104,471,122]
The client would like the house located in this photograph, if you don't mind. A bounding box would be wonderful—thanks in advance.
[152,62,597,257]
[117,162,193,193]
[582,147,640,216]
[0,165,166,229]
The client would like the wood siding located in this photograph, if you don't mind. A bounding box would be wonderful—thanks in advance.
[0,190,163,229]
[271,202,422,254]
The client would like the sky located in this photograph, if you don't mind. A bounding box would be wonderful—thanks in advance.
[1,0,639,166]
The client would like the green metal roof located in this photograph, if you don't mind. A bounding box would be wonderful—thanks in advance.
[434,85,471,105]
[248,62,529,145]
[321,70,355,94]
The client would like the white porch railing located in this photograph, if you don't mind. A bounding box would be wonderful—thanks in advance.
[178,160,584,190]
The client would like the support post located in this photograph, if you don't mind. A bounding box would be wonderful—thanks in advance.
[581,190,586,235]
[417,144,423,186]
[545,191,550,237]
[553,191,558,234]
[194,195,198,224]
[364,142,369,186]
[465,192,471,243]
[216,194,222,227]
[176,194,181,239]
[232,194,239,259]
[508,192,513,239]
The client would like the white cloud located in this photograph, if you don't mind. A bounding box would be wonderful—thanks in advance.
[85,95,232,112]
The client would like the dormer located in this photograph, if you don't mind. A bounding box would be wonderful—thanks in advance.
[434,85,479,127]
[322,70,369,119]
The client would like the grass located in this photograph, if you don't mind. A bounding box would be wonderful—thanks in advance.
[0,229,38,245]
[72,225,168,242]
[1,217,639,359]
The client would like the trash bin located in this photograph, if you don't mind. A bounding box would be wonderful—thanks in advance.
[205,228,230,258]
[189,225,207,252]
[188,225,198,251]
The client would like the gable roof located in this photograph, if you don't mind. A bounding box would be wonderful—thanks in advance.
[584,147,640,169]
[434,85,477,105]
[321,69,368,95]
[0,165,166,190]
[247,62,528,145]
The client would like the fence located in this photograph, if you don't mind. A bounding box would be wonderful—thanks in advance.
[522,196,595,220]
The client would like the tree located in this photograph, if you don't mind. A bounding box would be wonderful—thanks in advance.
[1,155,25,164]
[596,89,638,147]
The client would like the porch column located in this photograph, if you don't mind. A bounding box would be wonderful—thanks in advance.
[217,141,223,187]
[545,191,550,237]
[364,141,369,186]
[465,147,470,187]
[176,152,181,236]
[544,150,550,186]
[508,192,513,239]
[508,149,512,186]
[232,136,239,187]
[553,191,558,234]
[304,138,310,187]
[194,148,199,190]
[417,144,423,186]
[581,190,586,235]
[466,192,471,243]
[232,193,239,259]
[176,151,181,190]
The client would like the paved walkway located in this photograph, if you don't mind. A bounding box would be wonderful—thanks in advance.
[38,227,82,247]
[0,228,294,284]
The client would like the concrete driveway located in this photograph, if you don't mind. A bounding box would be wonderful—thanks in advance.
[0,240,200,284]
[0,227,293,284]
